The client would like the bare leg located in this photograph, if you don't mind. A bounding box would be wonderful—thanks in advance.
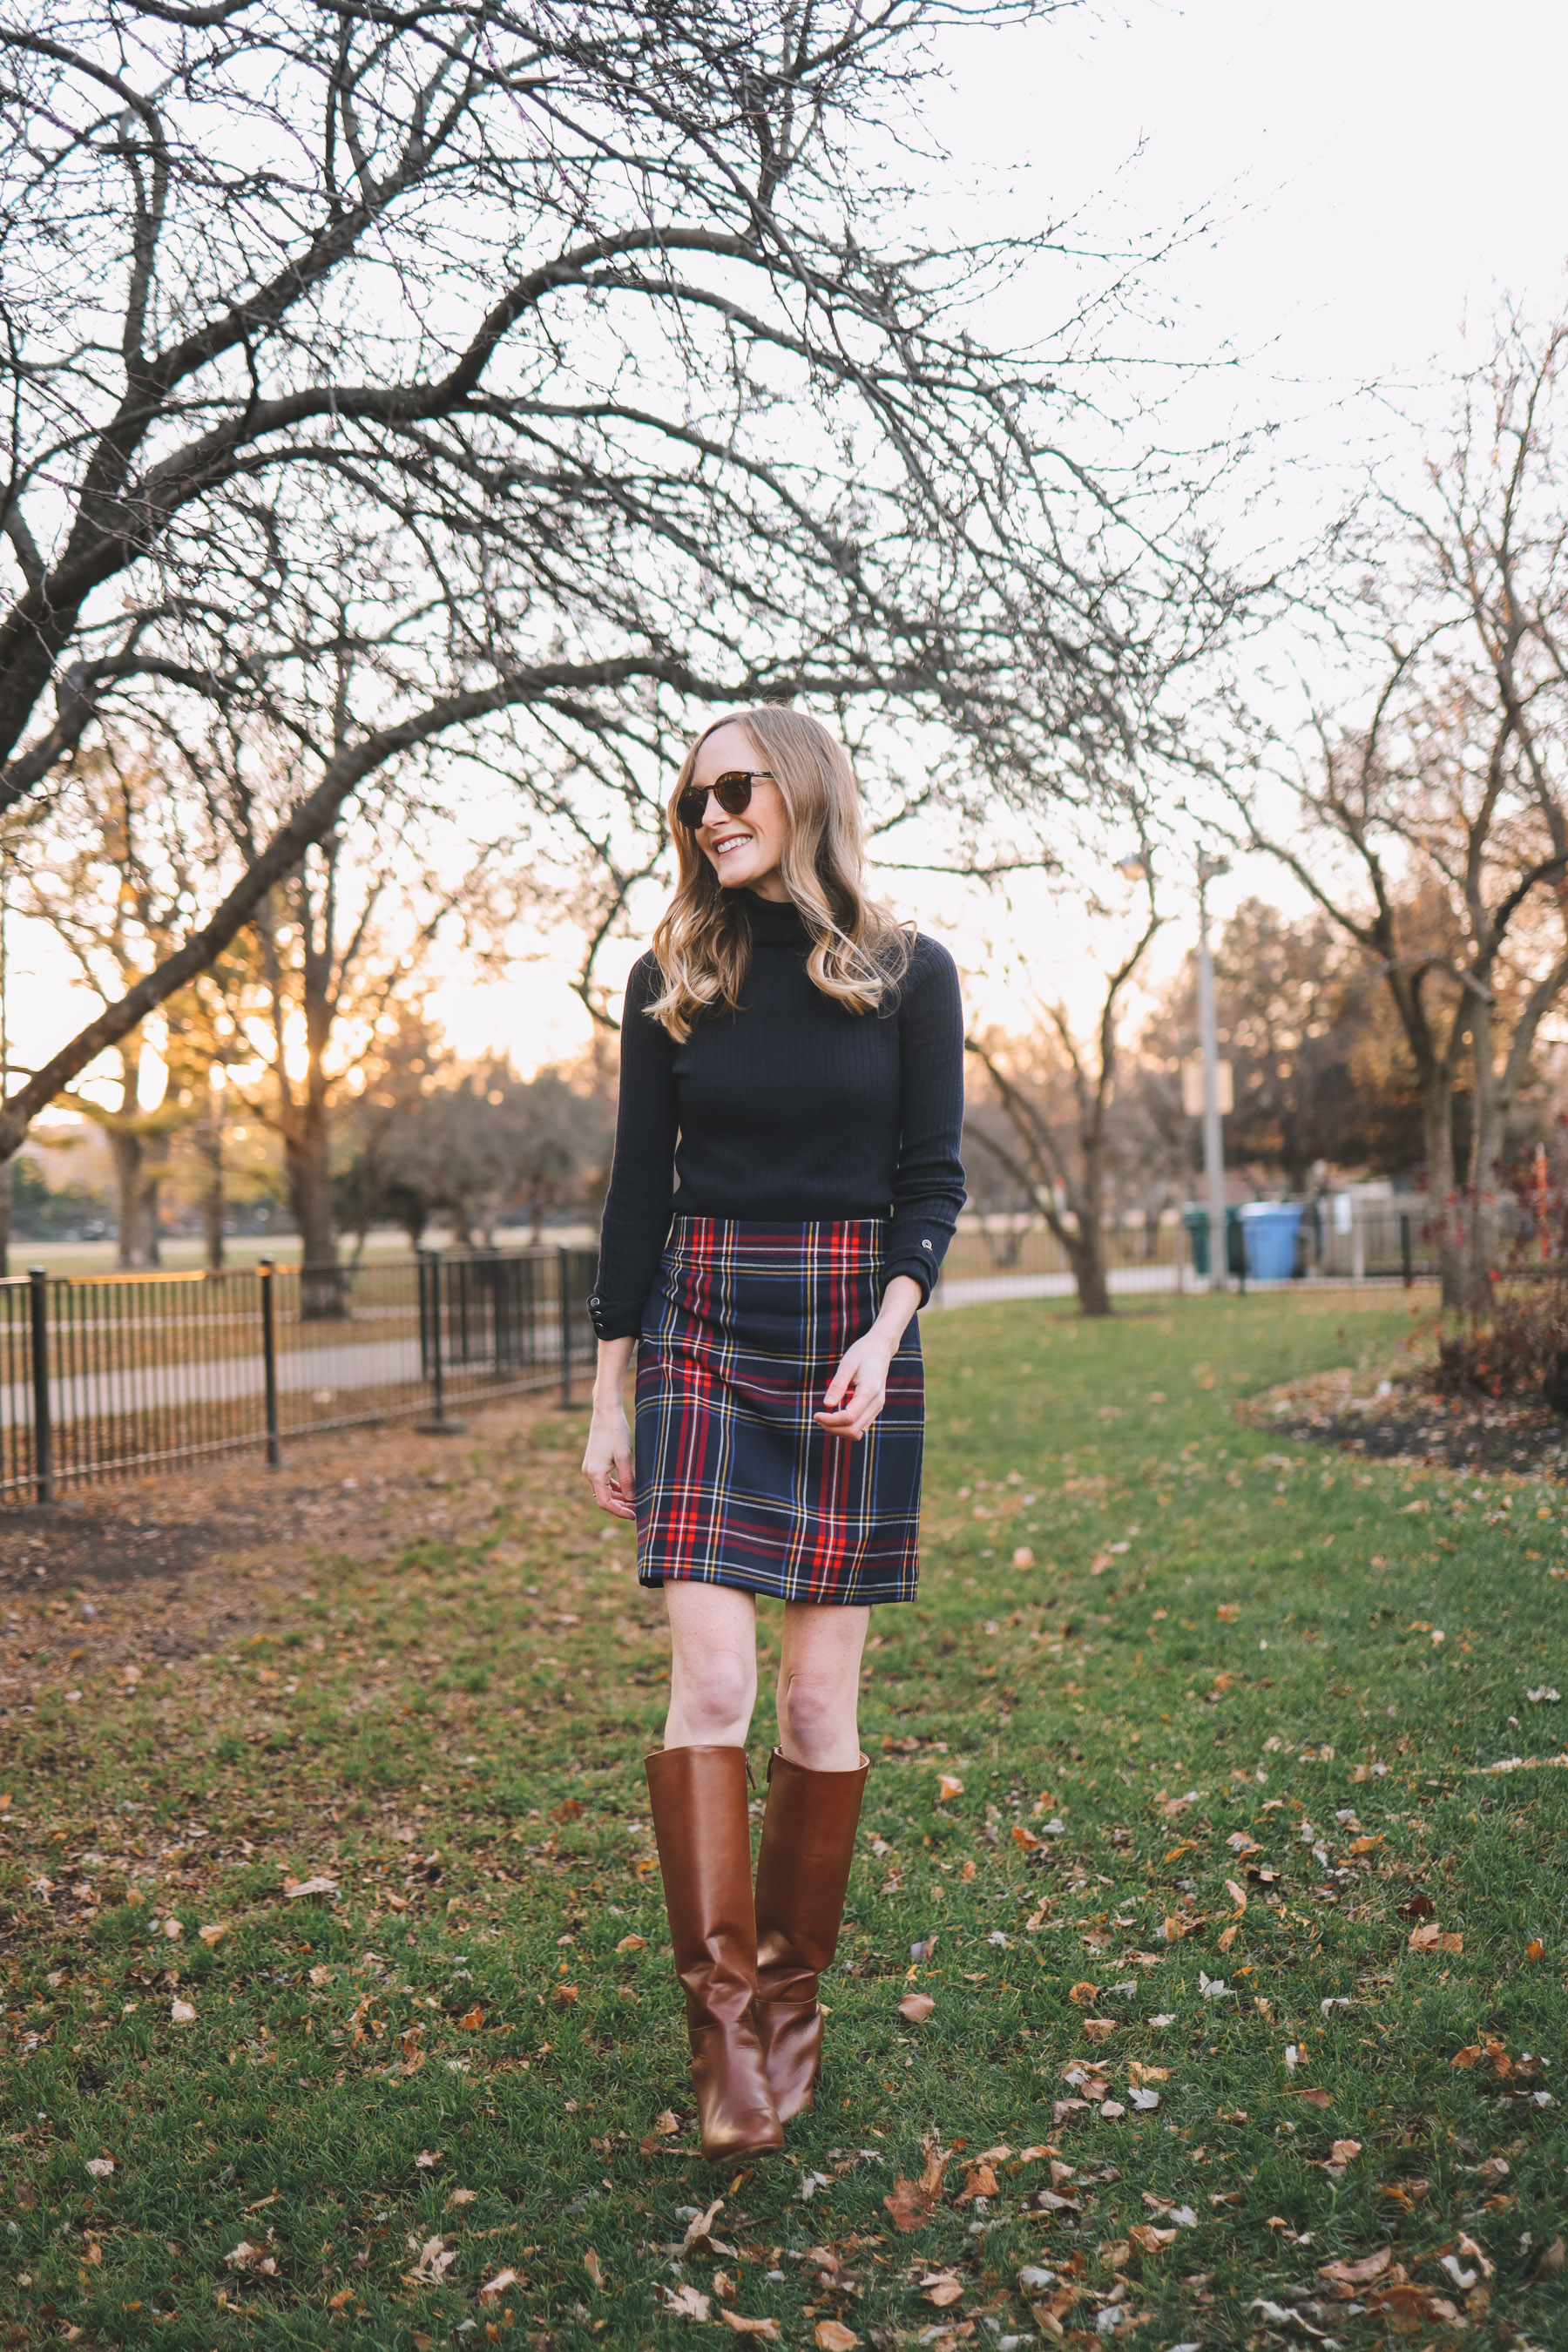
[774,1602,870,1771]
[663,1583,759,1749]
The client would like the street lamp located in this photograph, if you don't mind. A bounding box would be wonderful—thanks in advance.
[1195,854,1231,1291]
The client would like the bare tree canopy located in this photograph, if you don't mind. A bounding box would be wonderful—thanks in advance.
[0,0,1234,1147]
[1233,310,1568,1301]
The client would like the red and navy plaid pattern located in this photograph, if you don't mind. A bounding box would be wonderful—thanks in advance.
[635,1218,923,1605]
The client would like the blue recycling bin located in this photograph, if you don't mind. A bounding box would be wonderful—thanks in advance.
[1239,1200,1304,1281]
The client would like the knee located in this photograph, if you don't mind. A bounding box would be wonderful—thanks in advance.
[777,1669,849,1755]
[676,1645,755,1737]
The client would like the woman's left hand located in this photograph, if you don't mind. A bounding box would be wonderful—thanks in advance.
[815,1329,896,1441]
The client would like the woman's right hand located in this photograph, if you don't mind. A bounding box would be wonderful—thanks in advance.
[583,1404,636,1519]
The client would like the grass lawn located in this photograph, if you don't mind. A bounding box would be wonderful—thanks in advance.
[3,1289,1566,2351]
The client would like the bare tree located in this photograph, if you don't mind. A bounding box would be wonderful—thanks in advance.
[0,0,1237,1161]
[1234,311,1568,1306]
[963,863,1161,1316]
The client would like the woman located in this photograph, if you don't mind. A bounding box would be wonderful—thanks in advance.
[582,706,965,2162]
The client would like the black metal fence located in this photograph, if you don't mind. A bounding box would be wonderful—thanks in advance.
[0,1246,598,1504]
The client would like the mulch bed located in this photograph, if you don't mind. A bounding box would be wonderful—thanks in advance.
[0,1392,562,1598]
[1239,1362,1568,1478]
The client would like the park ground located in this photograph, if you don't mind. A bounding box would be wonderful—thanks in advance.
[1,1290,1566,2351]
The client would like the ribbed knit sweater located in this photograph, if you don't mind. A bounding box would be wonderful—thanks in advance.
[589,893,967,1341]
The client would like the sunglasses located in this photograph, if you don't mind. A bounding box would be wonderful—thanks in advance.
[675,769,774,831]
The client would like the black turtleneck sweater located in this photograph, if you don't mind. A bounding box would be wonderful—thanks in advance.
[589,894,966,1340]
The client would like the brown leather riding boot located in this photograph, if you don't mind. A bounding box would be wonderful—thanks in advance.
[753,1747,869,2120]
[644,1745,783,2165]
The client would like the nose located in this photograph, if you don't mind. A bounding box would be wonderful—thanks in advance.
[701,791,747,830]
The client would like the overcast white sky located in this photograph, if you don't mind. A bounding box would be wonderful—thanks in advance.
[9,0,1568,1092]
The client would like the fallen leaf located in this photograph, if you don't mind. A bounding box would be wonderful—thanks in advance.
[1128,2225,1176,2254]
[1455,2231,1494,2281]
[921,2269,964,2307]
[84,2159,114,2180]
[479,2270,519,2304]
[163,1918,184,1941]
[1318,2247,1391,2289]
[308,1963,334,1986]
[1216,1922,1238,1954]
[936,1774,963,1801]
[583,2249,605,2290]
[170,1998,195,2024]
[1524,1937,1545,1962]
[1328,2139,1362,2166]
[1012,1545,1035,1568]
[653,2109,679,2135]
[898,1991,935,2024]
[457,2004,484,2030]
[328,2288,356,2310]
[415,2150,442,2169]
[1098,2240,1130,2268]
[1082,2017,1116,2041]
[663,2283,711,2321]
[956,2162,999,2203]
[720,2313,781,2339]
[406,2234,456,2285]
[883,2143,949,2233]
[446,2188,476,2209]
[617,1933,645,1952]
[814,2323,859,2351]
[681,2199,725,2256]
[1216,1603,1240,1620]
[1224,1879,1247,1910]
[1535,2236,1565,2277]
[282,1874,339,1900]
[1068,1982,1098,2006]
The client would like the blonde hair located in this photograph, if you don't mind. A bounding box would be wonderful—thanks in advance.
[646,707,910,1041]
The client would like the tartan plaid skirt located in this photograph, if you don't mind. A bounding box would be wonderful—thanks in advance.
[634,1217,924,1605]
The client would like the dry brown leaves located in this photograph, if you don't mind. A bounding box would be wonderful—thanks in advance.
[883,2141,949,2232]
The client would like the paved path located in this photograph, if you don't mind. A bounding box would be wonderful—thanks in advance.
[0,1334,567,1431]
[931,1266,1186,1308]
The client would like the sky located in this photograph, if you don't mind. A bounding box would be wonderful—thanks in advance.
[7,0,1568,1098]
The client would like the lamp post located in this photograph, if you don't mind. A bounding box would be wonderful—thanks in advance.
[1196,854,1230,1291]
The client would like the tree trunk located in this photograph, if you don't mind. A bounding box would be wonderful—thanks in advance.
[110,1126,151,1270]
[1463,997,1505,1313]
[1422,1070,1465,1311]
[284,1094,346,1319]
[0,1158,9,1278]
[198,1100,226,1274]
[1067,1216,1113,1318]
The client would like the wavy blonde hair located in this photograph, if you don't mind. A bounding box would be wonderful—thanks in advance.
[646,706,910,1041]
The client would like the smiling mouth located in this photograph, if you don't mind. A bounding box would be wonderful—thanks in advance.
[711,832,753,855]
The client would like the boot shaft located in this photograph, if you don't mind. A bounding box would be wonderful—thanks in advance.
[645,1742,761,2031]
[754,1748,868,1980]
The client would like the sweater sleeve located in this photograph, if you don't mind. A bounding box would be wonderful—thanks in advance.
[883,936,967,1302]
[589,956,678,1341]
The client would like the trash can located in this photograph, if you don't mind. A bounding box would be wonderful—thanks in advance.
[1184,1206,1247,1278]
[1239,1200,1304,1281]
[1182,1206,1211,1275]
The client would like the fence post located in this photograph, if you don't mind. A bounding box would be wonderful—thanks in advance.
[27,1265,51,1506]
[259,1256,280,1468]
[558,1245,574,1407]
[1400,1213,1413,1289]
[416,1250,466,1435]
